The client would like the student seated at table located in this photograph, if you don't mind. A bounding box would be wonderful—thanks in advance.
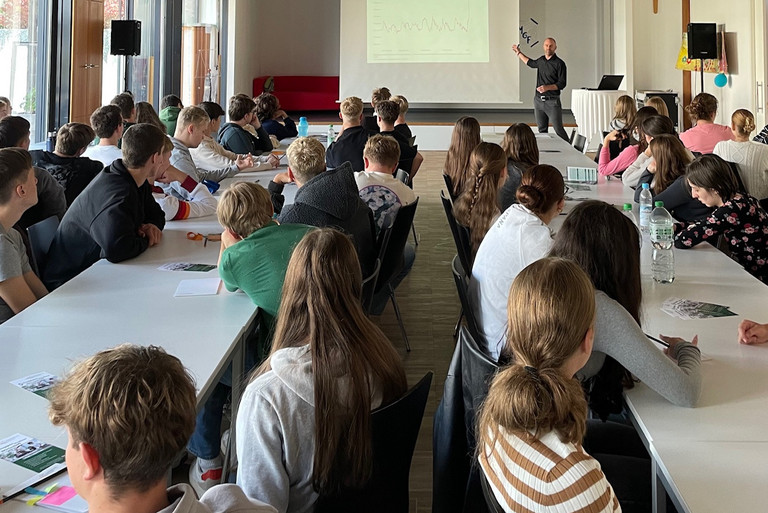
[44,123,167,290]
[30,123,102,206]
[152,138,217,221]
[83,104,123,168]
[443,116,481,199]
[608,94,637,131]
[159,93,183,135]
[634,134,712,223]
[166,106,252,199]
[269,137,377,275]
[680,92,733,154]
[48,345,276,513]
[453,142,507,256]
[598,105,658,177]
[0,116,66,230]
[236,228,407,512]
[549,200,702,411]
[739,319,768,345]
[714,108,768,201]
[622,115,683,188]
[498,123,539,211]
[254,93,298,140]
[391,94,412,139]
[218,94,273,155]
[471,164,564,357]
[675,154,768,284]
[193,101,278,173]
[645,96,670,118]
[111,92,136,142]
[325,96,369,171]
[187,182,314,493]
[0,148,48,324]
[376,100,423,178]
[363,86,391,134]
[477,257,622,513]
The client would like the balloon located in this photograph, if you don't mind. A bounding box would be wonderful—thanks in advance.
[714,73,728,88]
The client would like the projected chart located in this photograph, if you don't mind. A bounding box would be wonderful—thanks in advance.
[367,0,489,63]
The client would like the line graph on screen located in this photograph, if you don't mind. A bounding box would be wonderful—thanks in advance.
[367,0,490,63]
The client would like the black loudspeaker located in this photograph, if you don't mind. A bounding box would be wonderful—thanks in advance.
[687,23,717,59]
[111,20,141,56]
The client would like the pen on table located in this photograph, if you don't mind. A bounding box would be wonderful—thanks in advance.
[645,333,670,347]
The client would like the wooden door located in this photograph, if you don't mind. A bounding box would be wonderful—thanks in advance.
[70,0,104,124]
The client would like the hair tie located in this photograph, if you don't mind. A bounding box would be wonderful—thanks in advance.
[524,365,541,383]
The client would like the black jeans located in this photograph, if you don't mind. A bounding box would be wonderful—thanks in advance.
[533,94,569,141]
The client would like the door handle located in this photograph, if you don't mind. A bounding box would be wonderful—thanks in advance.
[758,82,764,112]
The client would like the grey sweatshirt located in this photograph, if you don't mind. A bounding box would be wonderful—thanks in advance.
[164,137,238,200]
[161,484,275,513]
[576,291,702,407]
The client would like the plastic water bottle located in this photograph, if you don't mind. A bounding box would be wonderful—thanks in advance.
[327,124,335,147]
[622,203,637,225]
[650,201,675,284]
[297,117,309,137]
[639,182,653,233]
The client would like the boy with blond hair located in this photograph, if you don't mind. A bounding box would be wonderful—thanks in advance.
[325,96,369,171]
[49,344,276,513]
[187,181,313,492]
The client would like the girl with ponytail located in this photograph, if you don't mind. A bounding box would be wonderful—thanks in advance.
[714,108,768,200]
[680,92,733,154]
[453,142,507,255]
[477,257,621,513]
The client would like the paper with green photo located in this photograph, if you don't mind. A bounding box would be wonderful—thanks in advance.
[11,372,58,399]
[0,433,65,473]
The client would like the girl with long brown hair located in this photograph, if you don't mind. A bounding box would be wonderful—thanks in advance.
[443,116,481,198]
[452,142,507,254]
[236,228,407,511]
[477,257,621,513]
[634,134,711,222]
[680,92,733,153]
[498,123,539,211]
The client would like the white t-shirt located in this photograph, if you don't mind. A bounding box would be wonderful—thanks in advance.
[355,170,417,229]
[469,204,554,359]
[82,144,121,168]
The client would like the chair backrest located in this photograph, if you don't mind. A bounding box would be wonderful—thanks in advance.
[361,258,381,314]
[408,135,416,147]
[451,254,482,342]
[395,169,409,185]
[569,128,577,144]
[573,133,587,153]
[441,190,473,275]
[315,372,434,513]
[442,173,457,200]
[27,215,60,276]
[375,198,418,293]
[726,160,748,194]
[479,468,506,513]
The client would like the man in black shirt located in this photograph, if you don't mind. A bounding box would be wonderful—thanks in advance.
[513,37,569,141]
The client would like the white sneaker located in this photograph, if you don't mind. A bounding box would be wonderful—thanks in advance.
[188,457,222,497]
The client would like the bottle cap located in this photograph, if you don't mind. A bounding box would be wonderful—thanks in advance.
[655,201,664,207]
[642,183,650,189]
[299,117,307,122]
[623,203,632,210]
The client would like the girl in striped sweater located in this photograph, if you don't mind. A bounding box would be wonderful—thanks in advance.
[477,257,621,513]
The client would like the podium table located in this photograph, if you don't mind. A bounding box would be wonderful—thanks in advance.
[571,89,628,144]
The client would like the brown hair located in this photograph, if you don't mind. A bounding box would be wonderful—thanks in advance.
[364,134,400,168]
[135,102,166,132]
[685,92,718,123]
[160,94,183,110]
[228,95,256,121]
[453,142,507,254]
[0,147,32,203]
[391,95,409,116]
[444,116,481,197]
[253,228,407,494]
[516,164,564,216]
[477,258,595,446]
[340,96,364,121]
[614,95,637,126]
[630,106,659,153]
[253,92,280,122]
[371,87,391,106]
[217,181,273,237]
[286,137,326,183]
[198,101,226,121]
[649,134,692,194]
[501,123,539,168]
[110,93,135,121]
[645,97,669,117]
[90,105,123,139]
[686,153,740,201]
[48,345,196,497]
[121,123,167,169]
[641,115,676,139]
[54,123,95,156]
[375,100,399,125]
[731,108,756,137]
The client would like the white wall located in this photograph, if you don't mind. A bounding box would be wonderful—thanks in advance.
[631,0,684,97]
[226,0,261,100]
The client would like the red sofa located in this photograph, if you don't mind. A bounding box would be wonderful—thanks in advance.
[253,76,339,112]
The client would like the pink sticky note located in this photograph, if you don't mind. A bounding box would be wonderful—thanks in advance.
[39,487,78,506]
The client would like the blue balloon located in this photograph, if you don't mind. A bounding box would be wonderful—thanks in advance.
[714,73,728,87]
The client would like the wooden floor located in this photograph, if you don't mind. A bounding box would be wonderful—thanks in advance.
[370,150,457,513]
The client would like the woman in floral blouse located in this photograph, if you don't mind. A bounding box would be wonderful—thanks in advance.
[675,154,768,283]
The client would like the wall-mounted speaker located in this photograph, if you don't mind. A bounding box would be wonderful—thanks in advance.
[687,23,717,60]
[111,20,141,56]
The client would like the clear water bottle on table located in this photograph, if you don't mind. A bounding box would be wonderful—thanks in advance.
[650,200,675,283]
[327,124,335,147]
[639,182,653,234]
[622,203,637,225]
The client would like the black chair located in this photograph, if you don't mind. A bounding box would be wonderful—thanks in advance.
[408,135,416,147]
[375,198,419,351]
[361,258,381,314]
[443,173,458,201]
[569,128,577,144]
[479,471,505,513]
[26,215,60,276]
[316,371,434,513]
[451,255,481,343]
[725,160,748,194]
[395,169,418,246]
[573,133,587,153]
[440,190,472,276]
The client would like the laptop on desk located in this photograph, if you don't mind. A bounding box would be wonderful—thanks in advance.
[585,75,624,91]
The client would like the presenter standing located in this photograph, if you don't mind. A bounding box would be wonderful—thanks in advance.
[512,38,568,141]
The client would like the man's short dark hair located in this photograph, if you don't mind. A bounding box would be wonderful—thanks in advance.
[160,94,183,110]
[198,101,226,121]
[111,93,135,120]
[90,105,123,139]
[55,123,96,156]
[0,116,31,148]
[121,123,167,169]
[228,95,256,121]
[0,147,32,203]
[375,100,400,125]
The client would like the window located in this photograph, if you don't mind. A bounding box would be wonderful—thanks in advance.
[102,0,128,105]
[181,0,221,106]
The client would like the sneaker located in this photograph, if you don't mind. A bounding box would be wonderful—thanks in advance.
[188,457,222,497]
